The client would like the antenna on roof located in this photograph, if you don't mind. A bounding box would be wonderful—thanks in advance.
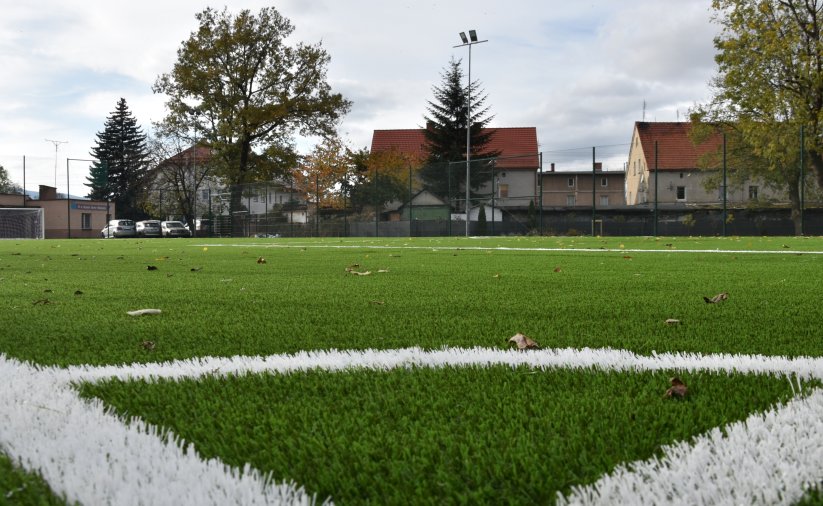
[642,100,646,122]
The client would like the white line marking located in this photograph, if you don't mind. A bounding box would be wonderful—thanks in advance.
[0,355,322,506]
[5,346,823,505]
[194,243,823,255]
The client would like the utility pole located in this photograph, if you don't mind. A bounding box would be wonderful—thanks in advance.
[45,139,68,189]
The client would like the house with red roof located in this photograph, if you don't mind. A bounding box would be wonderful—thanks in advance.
[626,122,782,206]
[370,127,540,209]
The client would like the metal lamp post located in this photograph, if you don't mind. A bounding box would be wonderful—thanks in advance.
[455,30,487,236]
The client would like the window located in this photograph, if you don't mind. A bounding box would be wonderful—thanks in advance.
[201,189,209,200]
[599,195,609,207]
[498,183,509,198]
[749,185,759,200]
[81,213,92,230]
[679,172,684,179]
[676,186,686,201]
[600,177,608,188]
[567,177,575,188]
[566,195,576,206]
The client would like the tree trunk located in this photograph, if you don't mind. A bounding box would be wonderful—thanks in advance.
[229,139,253,237]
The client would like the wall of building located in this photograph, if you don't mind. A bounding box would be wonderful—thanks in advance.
[541,172,626,207]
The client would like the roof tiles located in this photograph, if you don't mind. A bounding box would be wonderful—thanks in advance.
[636,122,724,171]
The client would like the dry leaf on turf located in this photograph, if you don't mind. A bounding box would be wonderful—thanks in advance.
[257,257,266,264]
[370,300,385,305]
[146,265,158,271]
[553,266,562,273]
[703,292,728,304]
[74,290,84,296]
[141,340,156,351]
[350,271,372,276]
[664,318,681,325]
[664,377,688,399]
[508,333,540,350]
[127,309,162,316]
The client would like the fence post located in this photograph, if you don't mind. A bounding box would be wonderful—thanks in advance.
[538,153,543,235]
[800,125,805,236]
[722,133,727,237]
[591,147,596,236]
[654,141,659,237]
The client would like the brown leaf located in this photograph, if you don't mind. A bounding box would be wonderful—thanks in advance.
[345,263,361,272]
[32,298,52,305]
[703,292,728,304]
[507,332,540,350]
[140,340,156,351]
[553,266,562,273]
[190,267,202,272]
[664,377,688,399]
[74,290,84,296]
[370,300,385,305]
[623,255,632,260]
[257,257,266,264]
[146,265,158,271]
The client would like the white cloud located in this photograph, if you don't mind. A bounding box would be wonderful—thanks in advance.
[0,0,720,193]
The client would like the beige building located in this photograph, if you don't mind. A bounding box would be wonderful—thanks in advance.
[0,185,114,238]
[626,122,782,206]
[540,164,626,208]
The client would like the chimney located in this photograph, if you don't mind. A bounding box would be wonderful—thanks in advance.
[594,162,603,172]
[550,162,555,172]
[39,185,57,200]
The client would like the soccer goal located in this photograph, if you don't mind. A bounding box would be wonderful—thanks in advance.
[0,208,45,239]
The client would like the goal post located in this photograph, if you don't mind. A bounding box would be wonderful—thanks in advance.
[0,208,45,239]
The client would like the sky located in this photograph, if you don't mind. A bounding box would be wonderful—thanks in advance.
[0,0,720,196]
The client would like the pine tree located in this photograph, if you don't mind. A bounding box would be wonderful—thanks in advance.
[87,98,150,218]
[420,58,499,205]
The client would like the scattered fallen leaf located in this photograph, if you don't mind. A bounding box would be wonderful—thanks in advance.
[140,340,156,351]
[665,318,681,325]
[349,270,372,276]
[508,332,540,350]
[664,377,688,399]
[190,267,202,272]
[553,266,562,273]
[703,292,728,304]
[493,273,501,278]
[74,290,84,296]
[127,308,162,316]
[166,273,174,278]
[665,243,673,248]
[43,289,53,293]
[377,269,390,273]
[345,263,361,272]
[146,265,158,271]
[782,244,790,248]
[32,298,52,305]
[370,300,385,305]
[623,255,632,260]
[257,257,266,264]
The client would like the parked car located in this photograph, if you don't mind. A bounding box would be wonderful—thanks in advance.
[100,219,136,238]
[161,221,192,238]
[136,220,162,237]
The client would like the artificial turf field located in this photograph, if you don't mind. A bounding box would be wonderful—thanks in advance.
[2,235,823,504]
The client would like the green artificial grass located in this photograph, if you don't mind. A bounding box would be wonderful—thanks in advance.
[0,452,71,506]
[1,236,822,366]
[78,366,815,505]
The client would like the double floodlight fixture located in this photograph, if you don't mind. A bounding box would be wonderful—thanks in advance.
[458,30,479,45]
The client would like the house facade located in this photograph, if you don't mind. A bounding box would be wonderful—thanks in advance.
[540,164,626,208]
[0,185,114,238]
[626,122,783,206]
[370,127,540,210]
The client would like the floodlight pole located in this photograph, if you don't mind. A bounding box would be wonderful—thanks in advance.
[45,139,68,188]
[455,30,487,237]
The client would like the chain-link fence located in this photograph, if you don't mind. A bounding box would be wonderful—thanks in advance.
[4,145,823,238]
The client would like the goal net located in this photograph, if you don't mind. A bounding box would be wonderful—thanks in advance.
[0,208,45,239]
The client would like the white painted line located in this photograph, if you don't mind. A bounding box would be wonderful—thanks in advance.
[0,355,323,506]
[194,243,823,255]
[61,346,823,383]
[557,388,823,506]
[5,346,823,505]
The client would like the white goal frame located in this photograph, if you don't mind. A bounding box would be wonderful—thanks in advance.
[0,207,45,239]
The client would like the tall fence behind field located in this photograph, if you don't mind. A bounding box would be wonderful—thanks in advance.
[4,144,823,238]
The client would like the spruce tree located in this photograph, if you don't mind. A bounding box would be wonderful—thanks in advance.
[87,98,150,218]
[420,58,499,205]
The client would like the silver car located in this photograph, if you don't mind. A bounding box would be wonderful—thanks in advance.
[136,220,162,237]
[101,219,137,238]
[161,221,191,238]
